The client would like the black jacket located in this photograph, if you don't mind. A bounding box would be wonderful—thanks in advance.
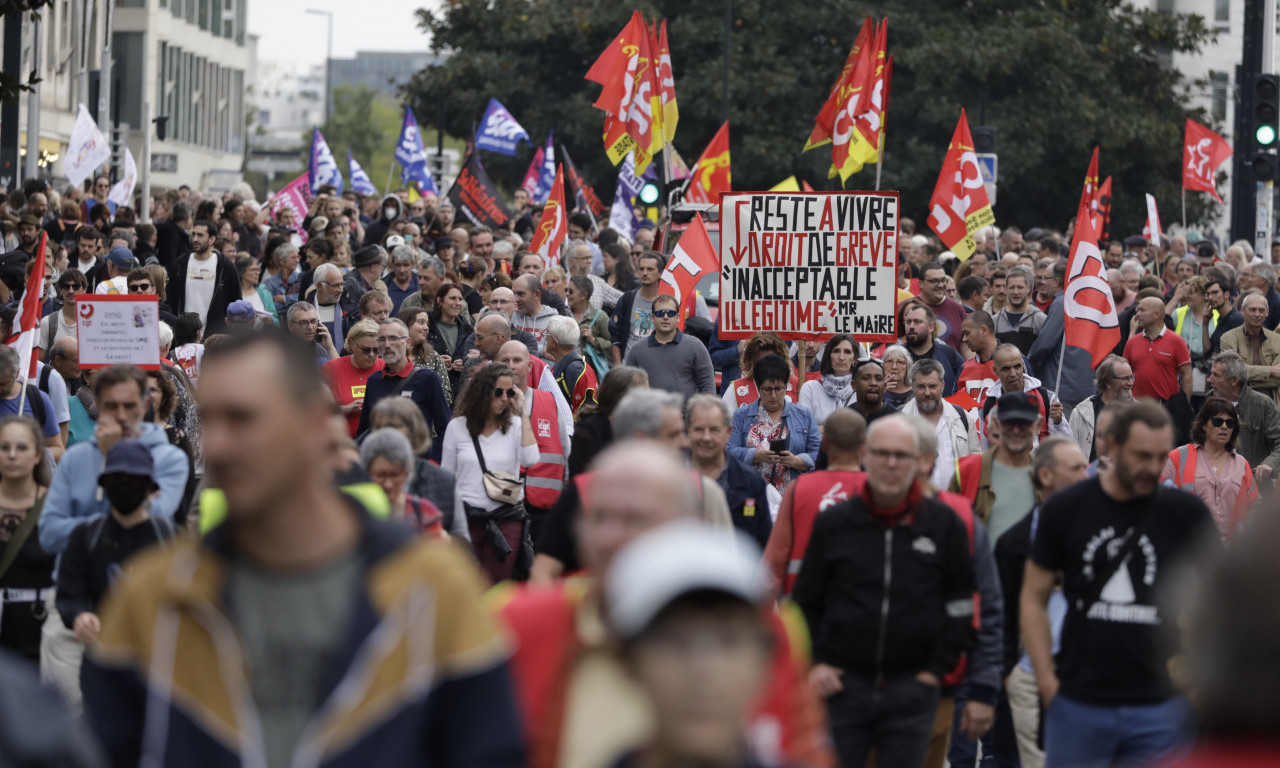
[792,491,976,682]
[716,454,773,549]
[994,509,1035,678]
[55,513,176,628]
[154,220,190,276]
[568,411,612,479]
[167,251,242,335]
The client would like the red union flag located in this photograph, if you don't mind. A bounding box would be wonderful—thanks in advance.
[529,165,567,268]
[927,109,995,261]
[7,232,46,378]
[1064,197,1120,368]
[1079,146,1101,231]
[685,122,730,205]
[1183,119,1232,204]
[659,213,718,330]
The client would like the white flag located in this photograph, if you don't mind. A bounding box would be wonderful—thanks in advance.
[1143,193,1162,245]
[107,148,138,208]
[64,104,112,187]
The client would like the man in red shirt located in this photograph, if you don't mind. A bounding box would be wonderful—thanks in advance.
[919,262,968,350]
[958,311,999,404]
[1123,296,1193,442]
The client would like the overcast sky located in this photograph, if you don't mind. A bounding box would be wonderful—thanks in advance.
[248,0,436,68]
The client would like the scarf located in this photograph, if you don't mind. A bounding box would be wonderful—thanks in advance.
[748,409,790,491]
[820,373,854,405]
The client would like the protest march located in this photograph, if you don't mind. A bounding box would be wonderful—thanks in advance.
[1,3,1279,768]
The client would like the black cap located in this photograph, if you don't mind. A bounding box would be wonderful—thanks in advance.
[996,391,1040,423]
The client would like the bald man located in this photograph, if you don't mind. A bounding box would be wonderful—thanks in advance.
[1123,295,1193,442]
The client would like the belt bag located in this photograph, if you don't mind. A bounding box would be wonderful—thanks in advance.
[471,431,524,505]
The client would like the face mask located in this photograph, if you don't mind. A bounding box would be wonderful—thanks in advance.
[101,478,152,513]
[384,207,398,221]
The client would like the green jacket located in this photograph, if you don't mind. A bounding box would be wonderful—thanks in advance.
[1236,384,1280,473]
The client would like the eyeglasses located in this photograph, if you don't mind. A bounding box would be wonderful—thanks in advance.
[759,385,787,395]
[652,309,679,319]
[58,284,83,292]
[352,343,379,355]
[1209,417,1237,428]
[493,387,517,399]
[490,298,514,306]
[1114,375,1136,383]
[291,319,319,327]
[376,335,409,344]
[128,283,152,292]
[923,277,948,285]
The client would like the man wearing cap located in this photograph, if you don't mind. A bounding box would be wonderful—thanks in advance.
[951,392,1038,545]
[225,300,268,331]
[344,244,387,303]
[434,236,456,267]
[605,521,776,768]
[169,219,241,335]
[794,414,976,768]
[92,246,136,295]
[54,440,178,649]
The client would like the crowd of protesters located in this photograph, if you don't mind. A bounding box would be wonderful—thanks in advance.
[0,173,1276,768]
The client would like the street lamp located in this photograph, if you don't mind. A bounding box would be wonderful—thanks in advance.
[305,8,334,138]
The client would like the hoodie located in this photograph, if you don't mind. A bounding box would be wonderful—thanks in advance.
[38,421,190,567]
[978,372,1073,445]
[362,193,402,247]
[511,304,560,355]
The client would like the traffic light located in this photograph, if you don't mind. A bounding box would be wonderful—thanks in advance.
[972,125,997,154]
[1252,74,1279,181]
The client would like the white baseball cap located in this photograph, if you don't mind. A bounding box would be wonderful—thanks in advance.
[605,520,763,639]
[385,234,406,249]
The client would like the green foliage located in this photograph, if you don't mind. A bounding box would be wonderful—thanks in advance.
[406,0,1218,236]
[0,1,54,104]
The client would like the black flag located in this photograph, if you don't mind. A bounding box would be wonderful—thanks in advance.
[446,151,514,229]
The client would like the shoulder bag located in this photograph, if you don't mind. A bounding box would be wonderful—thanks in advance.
[470,431,524,505]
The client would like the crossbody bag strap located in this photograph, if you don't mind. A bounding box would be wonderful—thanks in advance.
[0,492,45,581]
[1075,490,1162,611]
[470,430,490,474]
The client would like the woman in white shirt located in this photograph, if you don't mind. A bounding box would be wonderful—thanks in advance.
[440,363,539,583]
[798,333,862,426]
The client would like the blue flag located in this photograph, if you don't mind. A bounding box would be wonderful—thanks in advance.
[348,150,377,196]
[533,132,556,204]
[308,127,343,194]
[609,153,644,240]
[395,107,439,195]
[474,98,531,156]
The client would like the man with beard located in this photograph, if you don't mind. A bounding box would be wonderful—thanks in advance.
[958,311,1001,404]
[169,220,241,335]
[1021,401,1217,768]
[951,392,1038,544]
[1205,277,1242,352]
[919,262,968,349]
[993,266,1046,355]
[902,303,965,396]
[902,359,980,491]
[982,344,1070,444]
[1125,296,1194,443]
[1069,355,1135,462]
[1,215,40,296]
[850,358,895,425]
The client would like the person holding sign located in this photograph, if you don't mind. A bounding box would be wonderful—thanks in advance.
[727,355,821,496]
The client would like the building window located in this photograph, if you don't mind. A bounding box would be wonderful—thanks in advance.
[1212,71,1229,123]
[1215,0,1230,29]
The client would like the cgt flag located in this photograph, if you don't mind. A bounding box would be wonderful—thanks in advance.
[475,98,531,156]
[1064,192,1120,368]
[805,17,873,152]
[658,213,718,330]
[446,151,512,230]
[1079,146,1101,232]
[529,165,568,268]
[586,10,664,174]
[308,128,344,194]
[395,108,439,195]
[7,232,46,379]
[653,18,678,145]
[926,109,995,262]
[1184,119,1232,204]
[348,151,377,196]
[1096,176,1113,242]
[835,20,891,181]
[686,122,731,205]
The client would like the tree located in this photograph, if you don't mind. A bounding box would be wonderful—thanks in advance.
[0,1,54,104]
[405,0,1218,235]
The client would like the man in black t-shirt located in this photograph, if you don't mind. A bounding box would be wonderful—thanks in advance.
[1020,400,1217,768]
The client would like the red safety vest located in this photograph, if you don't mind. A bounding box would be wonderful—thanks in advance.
[1168,444,1257,537]
[727,372,821,410]
[527,355,547,389]
[523,390,566,509]
[782,470,866,595]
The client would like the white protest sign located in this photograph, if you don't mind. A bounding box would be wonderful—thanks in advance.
[718,191,900,341]
[76,295,161,370]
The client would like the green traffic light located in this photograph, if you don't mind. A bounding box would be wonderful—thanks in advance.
[639,181,660,205]
[1259,124,1278,147]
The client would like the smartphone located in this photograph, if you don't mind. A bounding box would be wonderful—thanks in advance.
[768,437,789,453]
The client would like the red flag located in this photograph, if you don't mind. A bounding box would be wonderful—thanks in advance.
[520,145,544,198]
[1183,119,1232,204]
[653,19,678,145]
[529,165,568,268]
[1078,147,1101,231]
[805,17,873,151]
[926,109,995,261]
[7,232,47,379]
[831,20,883,180]
[659,213,718,330]
[685,122,731,205]
[1096,176,1112,243]
[585,11,662,173]
[1064,189,1120,368]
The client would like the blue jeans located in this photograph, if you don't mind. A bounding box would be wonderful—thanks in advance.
[949,682,1021,767]
[1044,694,1192,768]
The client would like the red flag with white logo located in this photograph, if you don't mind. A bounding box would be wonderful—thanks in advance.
[1064,192,1120,369]
[1143,194,1163,245]
[7,232,46,379]
[529,165,567,268]
[659,213,718,330]
[926,109,995,261]
[1183,119,1232,204]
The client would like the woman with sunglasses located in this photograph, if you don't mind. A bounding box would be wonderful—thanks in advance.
[37,269,87,361]
[320,319,385,438]
[1161,398,1258,538]
[440,363,538,583]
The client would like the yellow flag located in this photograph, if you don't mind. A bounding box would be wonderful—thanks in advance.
[769,176,801,192]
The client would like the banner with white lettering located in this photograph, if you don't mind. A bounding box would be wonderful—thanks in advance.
[718,191,899,341]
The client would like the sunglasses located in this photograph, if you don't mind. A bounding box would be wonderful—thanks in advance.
[1209,417,1237,428]
[353,344,379,355]
[128,283,152,292]
[493,387,517,399]
[652,309,679,319]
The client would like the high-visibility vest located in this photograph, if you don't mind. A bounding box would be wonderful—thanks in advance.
[197,482,390,535]
[783,470,865,595]
[1173,305,1219,339]
[1168,444,1257,537]
[523,389,566,509]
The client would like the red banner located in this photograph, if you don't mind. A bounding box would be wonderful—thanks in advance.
[926,109,994,262]
[686,122,731,205]
[530,165,568,268]
[1183,119,1232,204]
[1064,191,1120,368]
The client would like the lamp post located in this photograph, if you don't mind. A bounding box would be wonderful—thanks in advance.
[305,8,334,138]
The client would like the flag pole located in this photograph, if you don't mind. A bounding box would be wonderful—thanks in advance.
[1053,333,1066,403]
[385,162,395,198]
[874,137,885,192]
[1182,189,1187,231]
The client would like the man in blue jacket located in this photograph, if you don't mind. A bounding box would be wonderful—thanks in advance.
[356,318,450,461]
